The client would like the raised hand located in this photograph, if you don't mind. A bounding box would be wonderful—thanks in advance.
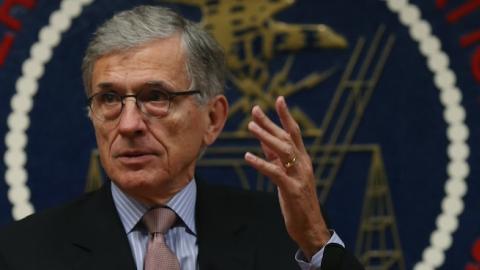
[244,96,331,259]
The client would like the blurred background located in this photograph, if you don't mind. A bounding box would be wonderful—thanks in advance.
[0,0,479,269]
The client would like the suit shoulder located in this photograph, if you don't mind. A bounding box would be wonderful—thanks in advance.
[198,183,285,229]
[198,183,281,216]
[0,188,101,242]
[199,183,277,204]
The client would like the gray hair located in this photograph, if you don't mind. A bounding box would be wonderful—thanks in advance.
[81,5,226,102]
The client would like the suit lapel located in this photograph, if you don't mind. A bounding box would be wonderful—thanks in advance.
[196,182,256,270]
[60,181,257,269]
[66,183,136,270]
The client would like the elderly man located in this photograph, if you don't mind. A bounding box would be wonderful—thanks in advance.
[0,5,363,270]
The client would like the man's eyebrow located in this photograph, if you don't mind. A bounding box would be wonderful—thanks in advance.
[144,81,176,91]
[93,81,176,92]
[95,82,117,91]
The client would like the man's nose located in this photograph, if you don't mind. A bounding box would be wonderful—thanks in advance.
[117,98,147,136]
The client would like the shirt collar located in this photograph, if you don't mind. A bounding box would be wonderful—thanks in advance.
[111,179,197,235]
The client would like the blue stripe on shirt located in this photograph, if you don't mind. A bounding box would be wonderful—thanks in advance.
[111,180,198,270]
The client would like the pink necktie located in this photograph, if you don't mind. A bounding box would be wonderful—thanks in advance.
[143,207,180,270]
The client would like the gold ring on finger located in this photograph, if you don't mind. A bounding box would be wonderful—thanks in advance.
[284,155,297,169]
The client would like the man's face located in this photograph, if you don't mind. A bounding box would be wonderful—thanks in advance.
[90,36,215,205]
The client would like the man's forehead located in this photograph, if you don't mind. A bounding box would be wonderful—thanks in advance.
[95,36,186,67]
[90,37,190,92]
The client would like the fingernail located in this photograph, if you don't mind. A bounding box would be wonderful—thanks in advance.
[279,96,288,108]
[245,152,255,161]
[248,121,259,131]
[252,105,263,116]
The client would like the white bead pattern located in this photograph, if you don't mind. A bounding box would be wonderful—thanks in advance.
[4,0,94,220]
[385,0,470,269]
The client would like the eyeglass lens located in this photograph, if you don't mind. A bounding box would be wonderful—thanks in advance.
[90,89,170,121]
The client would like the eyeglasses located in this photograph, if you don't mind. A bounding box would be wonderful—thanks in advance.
[87,88,201,122]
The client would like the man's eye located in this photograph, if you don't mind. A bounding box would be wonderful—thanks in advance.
[143,90,169,102]
[99,92,120,104]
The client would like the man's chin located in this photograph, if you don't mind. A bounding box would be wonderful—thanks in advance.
[110,170,168,189]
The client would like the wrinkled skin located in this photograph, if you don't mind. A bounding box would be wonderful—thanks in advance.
[90,35,227,205]
[245,98,331,259]
[90,34,329,260]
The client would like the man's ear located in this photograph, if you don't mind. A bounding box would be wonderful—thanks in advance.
[203,95,228,146]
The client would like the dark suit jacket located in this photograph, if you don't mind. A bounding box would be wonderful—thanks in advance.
[0,182,363,269]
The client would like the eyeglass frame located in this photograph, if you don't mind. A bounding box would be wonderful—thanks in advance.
[87,88,201,122]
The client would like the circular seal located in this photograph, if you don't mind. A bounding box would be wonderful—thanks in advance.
[2,1,471,269]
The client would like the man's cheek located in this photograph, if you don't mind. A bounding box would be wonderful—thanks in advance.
[154,117,181,142]
[95,132,112,167]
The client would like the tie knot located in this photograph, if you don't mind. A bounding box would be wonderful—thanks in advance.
[142,207,177,234]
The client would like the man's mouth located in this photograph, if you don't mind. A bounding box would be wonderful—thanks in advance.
[115,151,157,165]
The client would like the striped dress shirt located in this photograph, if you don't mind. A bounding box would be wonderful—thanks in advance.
[111,179,343,270]
[111,180,198,270]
